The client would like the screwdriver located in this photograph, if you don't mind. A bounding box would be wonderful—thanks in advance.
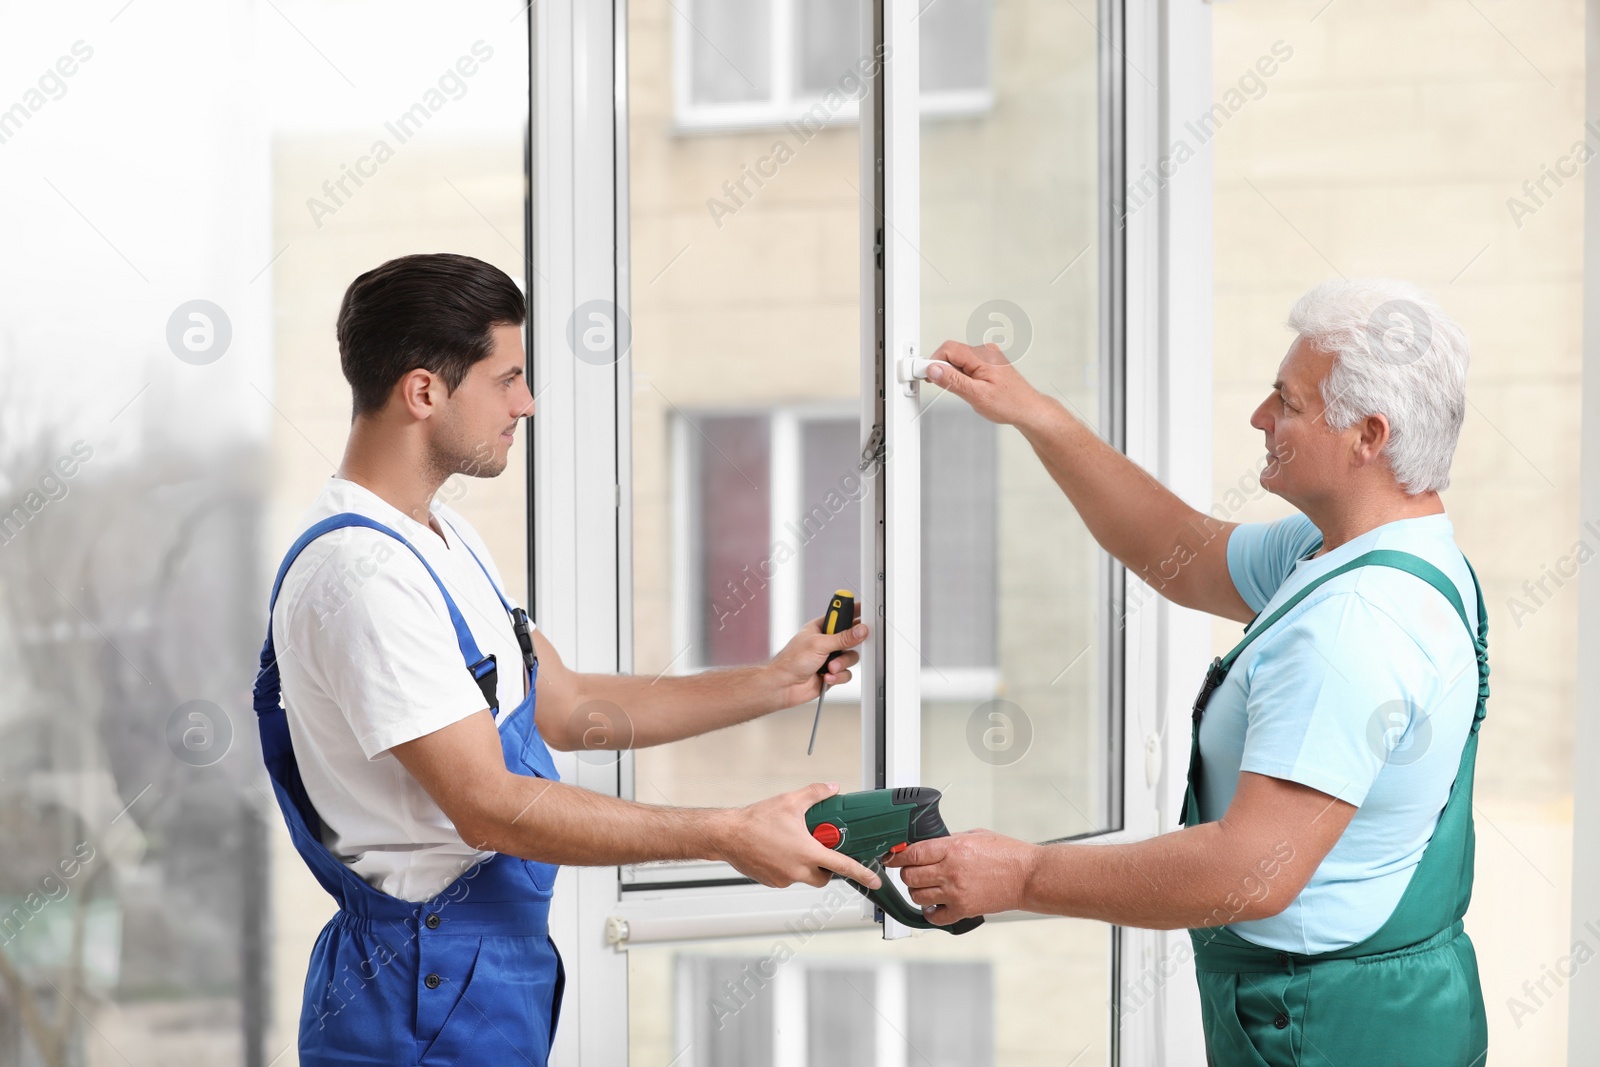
[808,589,856,756]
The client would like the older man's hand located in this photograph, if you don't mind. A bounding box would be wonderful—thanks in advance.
[883,827,1040,925]
[924,341,1051,429]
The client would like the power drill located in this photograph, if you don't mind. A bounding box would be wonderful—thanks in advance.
[805,786,984,935]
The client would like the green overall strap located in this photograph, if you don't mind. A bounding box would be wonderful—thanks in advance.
[1184,556,1489,1066]
[1179,549,1470,828]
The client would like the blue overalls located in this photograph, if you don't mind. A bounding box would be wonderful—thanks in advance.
[252,512,565,1066]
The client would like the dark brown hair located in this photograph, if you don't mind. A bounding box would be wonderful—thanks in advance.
[335,253,525,417]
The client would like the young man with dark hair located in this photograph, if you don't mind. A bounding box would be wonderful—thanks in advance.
[252,252,874,1066]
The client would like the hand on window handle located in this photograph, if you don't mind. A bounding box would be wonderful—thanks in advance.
[924,340,1054,431]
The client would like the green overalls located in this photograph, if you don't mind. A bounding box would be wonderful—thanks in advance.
[1179,549,1490,1066]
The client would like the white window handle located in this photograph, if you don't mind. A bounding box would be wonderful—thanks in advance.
[898,357,953,381]
[896,353,954,395]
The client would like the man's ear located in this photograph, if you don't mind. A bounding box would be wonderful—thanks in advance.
[396,368,442,421]
[1351,412,1391,467]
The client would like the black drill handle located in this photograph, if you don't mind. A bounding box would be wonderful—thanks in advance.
[895,786,956,844]
[898,790,984,935]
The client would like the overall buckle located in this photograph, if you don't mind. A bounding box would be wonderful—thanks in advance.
[472,655,499,713]
[1192,656,1226,723]
[511,607,538,673]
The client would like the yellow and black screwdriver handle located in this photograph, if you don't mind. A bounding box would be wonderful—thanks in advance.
[818,590,854,676]
[807,590,855,755]
[805,787,985,935]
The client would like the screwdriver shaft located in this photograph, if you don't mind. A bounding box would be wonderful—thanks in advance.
[807,685,827,756]
[807,589,853,756]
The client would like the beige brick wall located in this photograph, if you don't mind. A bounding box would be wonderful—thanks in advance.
[1212,2,1583,1061]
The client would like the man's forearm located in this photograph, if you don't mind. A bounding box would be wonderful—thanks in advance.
[575,665,787,749]
[1018,824,1299,930]
[463,773,731,867]
[1014,398,1221,595]
[395,710,878,891]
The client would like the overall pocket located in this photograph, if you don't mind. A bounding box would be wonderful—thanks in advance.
[419,935,561,1067]
[416,936,485,1064]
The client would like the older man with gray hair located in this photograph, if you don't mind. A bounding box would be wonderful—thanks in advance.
[887,279,1488,1065]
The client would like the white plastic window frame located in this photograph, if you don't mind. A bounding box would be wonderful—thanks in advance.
[531,0,1217,1063]
[669,0,992,132]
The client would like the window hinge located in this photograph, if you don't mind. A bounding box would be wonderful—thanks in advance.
[859,423,886,474]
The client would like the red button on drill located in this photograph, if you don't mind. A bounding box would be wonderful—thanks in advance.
[812,822,842,849]
[889,842,907,854]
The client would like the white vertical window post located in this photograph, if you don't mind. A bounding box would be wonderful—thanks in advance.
[860,0,923,941]
[1574,0,1600,1050]
[1118,0,1215,1061]
[532,0,629,1063]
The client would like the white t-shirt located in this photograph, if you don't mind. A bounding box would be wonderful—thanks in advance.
[271,476,531,902]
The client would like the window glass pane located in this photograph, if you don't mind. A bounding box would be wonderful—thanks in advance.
[920,0,992,94]
[271,6,534,1057]
[629,0,866,851]
[685,0,989,126]
[0,2,530,1062]
[632,921,1106,1065]
[678,955,778,1067]
[919,0,1109,848]
[921,405,999,670]
[693,415,773,667]
[799,416,864,625]
[794,0,864,97]
[906,961,997,1067]
[805,966,877,1067]
[688,0,775,105]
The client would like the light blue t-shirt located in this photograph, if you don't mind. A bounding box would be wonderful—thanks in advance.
[1199,512,1480,953]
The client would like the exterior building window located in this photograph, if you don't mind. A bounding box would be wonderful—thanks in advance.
[674,0,993,130]
[679,405,998,701]
[677,954,995,1067]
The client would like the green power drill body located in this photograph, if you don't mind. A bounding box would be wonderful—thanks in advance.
[805,786,984,935]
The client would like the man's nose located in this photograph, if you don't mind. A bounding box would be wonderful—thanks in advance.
[1249,398,1271,432]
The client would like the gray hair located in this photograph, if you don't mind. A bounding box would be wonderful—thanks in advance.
[1287,279,1470,495]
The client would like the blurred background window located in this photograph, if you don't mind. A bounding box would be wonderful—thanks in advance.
[0,2,529,1064]
[674,953,994,1067]
[676,0,991,127]
[681,407,997,684]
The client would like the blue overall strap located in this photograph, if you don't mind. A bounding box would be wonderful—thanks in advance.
[253,514,501,804]
[439,515,515,613]
[440,515,538,675]
[260,512,498,693]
